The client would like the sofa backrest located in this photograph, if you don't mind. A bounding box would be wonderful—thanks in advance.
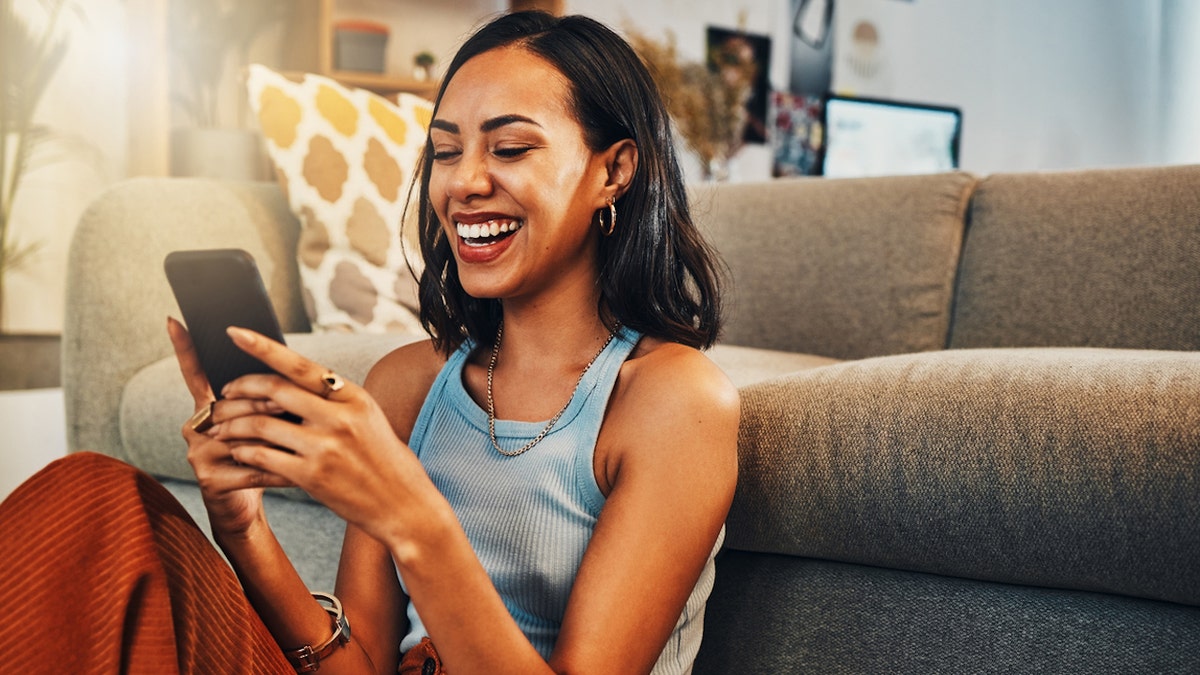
[950,164,1200,350]
[692,172,976,360]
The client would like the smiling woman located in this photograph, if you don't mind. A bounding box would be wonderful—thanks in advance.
[0,11,737,675]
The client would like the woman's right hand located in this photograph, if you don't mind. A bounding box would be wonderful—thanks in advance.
[167,317,293,538]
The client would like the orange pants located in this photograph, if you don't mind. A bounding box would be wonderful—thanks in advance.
[0,452,292,674]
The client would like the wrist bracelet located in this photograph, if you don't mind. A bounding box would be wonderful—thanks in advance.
[283,592,352,672]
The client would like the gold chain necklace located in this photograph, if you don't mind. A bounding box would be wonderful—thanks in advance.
[486,320,619,457]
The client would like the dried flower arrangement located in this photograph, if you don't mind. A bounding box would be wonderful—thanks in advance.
[626,27,758,180]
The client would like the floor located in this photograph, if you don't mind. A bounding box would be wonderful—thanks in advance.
[0,388,68,500]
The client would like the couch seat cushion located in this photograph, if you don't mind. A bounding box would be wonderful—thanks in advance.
[730,346,1200,607]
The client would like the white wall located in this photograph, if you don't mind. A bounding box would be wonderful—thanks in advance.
[1160,0,1200,165]
[572,0,1170,178]
[831,0,1161,174]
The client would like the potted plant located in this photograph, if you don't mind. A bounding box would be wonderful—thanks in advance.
[626,27,756,181]
[0,0,71,330]
[168,0,291,179]
[413,51,436,81]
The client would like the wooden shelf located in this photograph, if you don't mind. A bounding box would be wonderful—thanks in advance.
[284,0,562,98]
[325,70,440,98]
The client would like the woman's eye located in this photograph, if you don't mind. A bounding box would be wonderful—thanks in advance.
[431,148,461,162]
[493,146,533,159]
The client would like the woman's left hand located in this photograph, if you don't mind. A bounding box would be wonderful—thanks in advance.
[214,326,426,544]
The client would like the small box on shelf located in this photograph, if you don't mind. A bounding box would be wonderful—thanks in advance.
[333,19,388,73]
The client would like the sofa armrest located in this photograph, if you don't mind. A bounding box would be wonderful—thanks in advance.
[730,348,1200,607]
[63,177,307,459]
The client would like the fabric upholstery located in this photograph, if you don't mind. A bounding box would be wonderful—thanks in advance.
[247,64,430,334]
[704,343,840,387]
[951,164,1200,350]
[694,552,1200,674]
[730,347,1200,606]
[691,172,976,360]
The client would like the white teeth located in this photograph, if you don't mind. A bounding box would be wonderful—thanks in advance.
[456,219,522,240]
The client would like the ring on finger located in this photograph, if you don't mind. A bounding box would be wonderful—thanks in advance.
[319,371,345,399]
[187,400,216,432]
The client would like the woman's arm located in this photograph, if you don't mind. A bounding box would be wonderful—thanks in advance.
[551,342,739,672]
[331,341,446,674]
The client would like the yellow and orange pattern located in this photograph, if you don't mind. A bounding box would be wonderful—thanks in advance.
[246,64,432,333]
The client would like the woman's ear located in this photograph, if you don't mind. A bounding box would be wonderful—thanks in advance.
[603,139,638,202]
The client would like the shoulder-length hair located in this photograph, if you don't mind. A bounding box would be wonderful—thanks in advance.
[412,11,725,354]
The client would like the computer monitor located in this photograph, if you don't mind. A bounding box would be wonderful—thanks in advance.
[818,94,962,178]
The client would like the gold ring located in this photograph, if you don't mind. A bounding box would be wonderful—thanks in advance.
[187,401,216,432]
[320,371,345,398]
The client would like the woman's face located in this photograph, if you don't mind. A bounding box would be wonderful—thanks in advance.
[428,46,614,304]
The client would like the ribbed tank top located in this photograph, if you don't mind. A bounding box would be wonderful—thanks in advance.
[399,326,720,674]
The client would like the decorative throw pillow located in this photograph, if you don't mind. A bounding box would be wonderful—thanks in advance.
[245,63,432,333]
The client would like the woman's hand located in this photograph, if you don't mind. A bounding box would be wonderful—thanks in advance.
[208,326,434,547]
[167,318,293,539]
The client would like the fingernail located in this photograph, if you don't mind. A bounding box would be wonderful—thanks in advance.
[227,326,255,344]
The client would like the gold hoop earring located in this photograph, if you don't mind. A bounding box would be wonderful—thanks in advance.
[599,198,617,237]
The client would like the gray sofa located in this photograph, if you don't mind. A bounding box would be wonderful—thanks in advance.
[64,165,1200,672]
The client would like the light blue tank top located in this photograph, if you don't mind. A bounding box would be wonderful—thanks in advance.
[399,326,720,674]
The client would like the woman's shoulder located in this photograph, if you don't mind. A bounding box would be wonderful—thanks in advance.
[595,335,739,494]
[363,338,448,441]
[621,336,739,417]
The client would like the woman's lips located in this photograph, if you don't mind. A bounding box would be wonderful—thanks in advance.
[454,217,523,264]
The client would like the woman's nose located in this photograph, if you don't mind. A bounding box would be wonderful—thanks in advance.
[446,151,493,201]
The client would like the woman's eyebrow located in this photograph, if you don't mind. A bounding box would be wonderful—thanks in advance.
[429,114,541,135]
[480,114,541,132]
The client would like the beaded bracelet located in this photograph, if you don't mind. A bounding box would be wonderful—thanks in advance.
[283,592,352,672]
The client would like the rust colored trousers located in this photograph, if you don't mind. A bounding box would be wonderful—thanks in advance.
[0,452,293,674]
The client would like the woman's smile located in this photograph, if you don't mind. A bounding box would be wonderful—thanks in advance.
[456,217,524,247]
[453,212,525,264]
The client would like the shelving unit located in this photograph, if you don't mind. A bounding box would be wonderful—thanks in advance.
[283,0,563,97]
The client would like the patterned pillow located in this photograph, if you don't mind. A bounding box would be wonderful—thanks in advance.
[245,63,432,333]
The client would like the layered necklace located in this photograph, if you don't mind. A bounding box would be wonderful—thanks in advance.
[486,320,619,457]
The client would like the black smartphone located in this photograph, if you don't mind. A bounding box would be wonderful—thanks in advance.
[164,248,289,399]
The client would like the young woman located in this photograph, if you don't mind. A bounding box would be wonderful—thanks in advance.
[2,11,737,674]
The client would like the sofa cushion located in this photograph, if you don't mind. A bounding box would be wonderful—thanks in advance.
[246,64,431,334]
[691,171,976,360]
[951,164,1200,350]
[120,332,424,484]
[728,347,1200,607]
[705,343,840,387]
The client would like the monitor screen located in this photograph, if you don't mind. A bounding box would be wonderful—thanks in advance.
[819,95,961,178]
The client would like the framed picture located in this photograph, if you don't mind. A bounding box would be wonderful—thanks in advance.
[706,26,772,145]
